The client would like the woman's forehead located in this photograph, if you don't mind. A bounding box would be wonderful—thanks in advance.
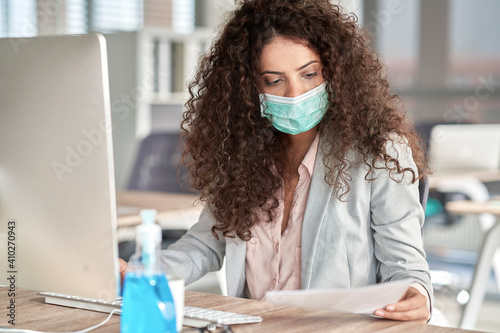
[259,36,320,71]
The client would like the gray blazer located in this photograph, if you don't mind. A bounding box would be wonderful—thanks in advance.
[160,139,433,303]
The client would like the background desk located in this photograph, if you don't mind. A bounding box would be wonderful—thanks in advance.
[428,171,500,190]
[0,288,481,332]
[116,190,202,229]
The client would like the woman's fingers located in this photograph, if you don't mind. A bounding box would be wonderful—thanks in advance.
[373,287,429,322]
[375,308,427,323]
[119,258,128,283]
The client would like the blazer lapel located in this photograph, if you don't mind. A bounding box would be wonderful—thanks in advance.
[301,147,334,289]
[225,236,247,297]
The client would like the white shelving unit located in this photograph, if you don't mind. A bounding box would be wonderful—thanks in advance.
[135,26,212,137]
[104,0,235,188]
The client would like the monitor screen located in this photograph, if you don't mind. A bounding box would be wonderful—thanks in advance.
[0,34,119,301]
[429,124,500,174]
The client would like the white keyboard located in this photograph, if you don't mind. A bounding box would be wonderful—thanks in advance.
[38,292,263,326]
[183,306,262,325]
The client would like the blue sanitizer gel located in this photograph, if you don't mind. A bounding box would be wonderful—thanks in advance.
[121,272,176,332]
[121,209,177,333]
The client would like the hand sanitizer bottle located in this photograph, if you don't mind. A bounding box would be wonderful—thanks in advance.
[121,209,177,333]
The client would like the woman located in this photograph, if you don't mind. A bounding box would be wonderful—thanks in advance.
[122,0,432,322]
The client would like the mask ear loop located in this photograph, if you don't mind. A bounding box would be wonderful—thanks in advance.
[253,81,271,117]
[254,83,278,135]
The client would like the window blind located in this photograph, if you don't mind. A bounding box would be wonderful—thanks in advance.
[144,0,171,28]
[0,0,202,37]
[172,0,194,34]
[92,0,143,32]
[66,0,87,34]
[0,0,37,37]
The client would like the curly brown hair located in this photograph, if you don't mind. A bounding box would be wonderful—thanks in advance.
[181,0,429,241]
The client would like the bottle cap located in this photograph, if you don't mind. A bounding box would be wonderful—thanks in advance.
[140,209,157,225]
[136,209,162,244]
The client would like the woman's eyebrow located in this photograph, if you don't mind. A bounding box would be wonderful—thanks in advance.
[297,60,319,71]
[259,60,319,76]
[260,70,283,76]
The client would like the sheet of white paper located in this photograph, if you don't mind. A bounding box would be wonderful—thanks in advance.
[264,279,412,314]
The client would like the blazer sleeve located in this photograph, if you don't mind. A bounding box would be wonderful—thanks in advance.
[369,138,434,305]
[159,205,226,285]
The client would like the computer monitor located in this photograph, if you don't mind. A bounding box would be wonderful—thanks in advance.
[429,124,500,174]
[0,34,119,301]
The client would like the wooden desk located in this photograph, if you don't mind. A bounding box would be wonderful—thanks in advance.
[428,170,500,190]
[445,199,500,330]
[0,288,478,332]
[446,200,500,216]
[116,190,203,230]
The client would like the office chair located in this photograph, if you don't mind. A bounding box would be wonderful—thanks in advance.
[120,132,193,261]
[419,176,429,212]
[127,132,193,194]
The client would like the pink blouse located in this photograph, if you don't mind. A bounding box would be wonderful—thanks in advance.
[245,134,319,300]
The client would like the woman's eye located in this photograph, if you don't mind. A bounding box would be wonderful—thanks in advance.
[305,72,318,79]
[266,79,281,86]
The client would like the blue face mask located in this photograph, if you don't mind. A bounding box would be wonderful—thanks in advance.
[260,81,329,135]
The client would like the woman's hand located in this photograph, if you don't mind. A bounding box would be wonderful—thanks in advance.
[119,258,128,284]
[374,286,429,323]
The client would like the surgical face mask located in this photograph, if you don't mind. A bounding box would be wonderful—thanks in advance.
[260,81,329,135]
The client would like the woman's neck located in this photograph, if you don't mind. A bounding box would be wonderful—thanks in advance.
[281,127,317,167]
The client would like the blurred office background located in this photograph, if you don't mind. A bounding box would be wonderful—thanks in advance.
[1,0,500,331]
